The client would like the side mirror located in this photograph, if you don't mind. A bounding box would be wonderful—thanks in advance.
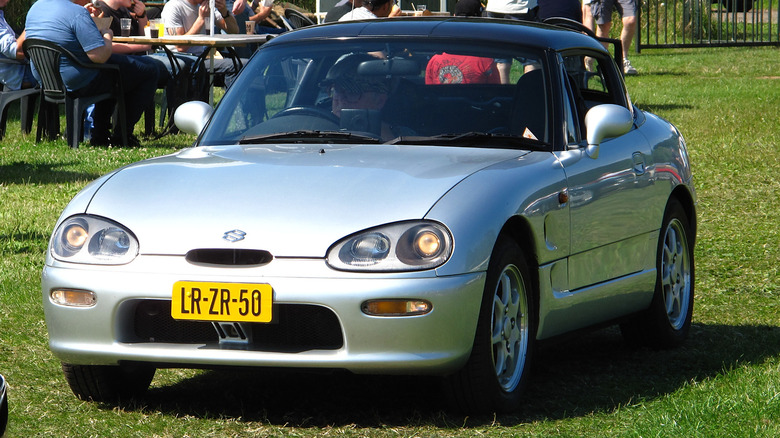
[584,104,633,159]
[174,101,213,136]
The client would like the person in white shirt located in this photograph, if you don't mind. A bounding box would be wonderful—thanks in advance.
[485,0,539,21]
[338,0,393,21]
[160,0,247,87]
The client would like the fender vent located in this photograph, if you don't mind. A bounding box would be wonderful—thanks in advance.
[186,248,273,266]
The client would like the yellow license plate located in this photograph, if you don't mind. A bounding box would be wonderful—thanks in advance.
[172,281,273,323]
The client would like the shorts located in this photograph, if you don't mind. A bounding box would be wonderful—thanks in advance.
[591,0,637,24]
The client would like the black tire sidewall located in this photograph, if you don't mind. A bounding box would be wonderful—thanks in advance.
[649,199,695,347]
[448,237,536,413]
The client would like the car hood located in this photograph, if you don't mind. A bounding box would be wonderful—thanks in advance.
[85,144,528,257]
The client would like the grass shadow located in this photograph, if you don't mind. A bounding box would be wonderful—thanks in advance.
[636,103,695,113]
[0,161,101,185]
[113,322,780,427]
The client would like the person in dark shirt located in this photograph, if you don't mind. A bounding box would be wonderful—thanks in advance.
[538,0,581,21]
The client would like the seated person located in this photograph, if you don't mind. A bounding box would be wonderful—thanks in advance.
[324,0,362,22]
[424,0,500,85]
[0,2,36,90]
[24,0,159,146]
[245,0,285,34]
[425,53,500,84]
[321,53,412,141]
[161,0,248,87]
[338,0,393,21]
[96,0,173,87]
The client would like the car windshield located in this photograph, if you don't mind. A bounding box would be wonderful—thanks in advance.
[199,39,549,148]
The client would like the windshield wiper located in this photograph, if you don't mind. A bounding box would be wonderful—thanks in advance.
[387,131,548,150]
[239,130,381,144]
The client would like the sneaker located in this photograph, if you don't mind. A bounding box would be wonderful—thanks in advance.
[623,59,638,76]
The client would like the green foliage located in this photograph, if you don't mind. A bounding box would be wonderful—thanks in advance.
[4,0,34,32]
[1,47,779,437]
[640,0,780,45]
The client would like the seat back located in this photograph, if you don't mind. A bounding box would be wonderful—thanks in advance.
[0,59,40,139]
[511,69,547,141]
[22,38,127,148]
[21,39,69,104]
[284,9,315,29]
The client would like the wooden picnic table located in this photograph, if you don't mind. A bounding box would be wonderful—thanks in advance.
[114,34,273,105]
[113,33,274,47]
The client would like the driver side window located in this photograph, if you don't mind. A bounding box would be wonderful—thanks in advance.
[562,53,622,109]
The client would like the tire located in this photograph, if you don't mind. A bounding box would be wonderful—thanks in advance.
[445,237,536,413]
[62,363,156,403]
[0,388,7,438]
[621,198,694,348]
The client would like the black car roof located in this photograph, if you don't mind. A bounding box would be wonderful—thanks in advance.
[264,17,608,54]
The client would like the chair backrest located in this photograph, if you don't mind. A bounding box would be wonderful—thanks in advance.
[21,38,72,103]
[284,9,316,29]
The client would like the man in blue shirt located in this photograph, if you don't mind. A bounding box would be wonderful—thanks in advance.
[0,0,35,90]
[24,0,159,146]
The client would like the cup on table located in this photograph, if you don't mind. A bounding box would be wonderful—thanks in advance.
[245,20,255,35]
[120,18,132,37]
[151,19,164,37]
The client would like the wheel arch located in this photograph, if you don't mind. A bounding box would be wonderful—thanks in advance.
[495,215,541,298]
[668,185,697,246]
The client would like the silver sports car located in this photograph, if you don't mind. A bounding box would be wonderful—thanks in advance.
[42,17,696,413]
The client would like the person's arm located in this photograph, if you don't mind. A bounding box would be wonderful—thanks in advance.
[0,21,18,59]
[169,3,208,51]
[112,42,153,54]
[87,27,114,63]
[216,0,239,33]
[130,0,150,29]
[232,0,247,16]
[15,30,26,60]
[388,4,402,17]
[249,2,272,21]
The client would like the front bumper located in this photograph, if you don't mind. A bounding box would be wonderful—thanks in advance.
[42,255,485,375]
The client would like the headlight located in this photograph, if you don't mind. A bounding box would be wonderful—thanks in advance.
[326,221,452,272]
[51,215,139,264]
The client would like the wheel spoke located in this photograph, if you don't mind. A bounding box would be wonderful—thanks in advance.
[494,341,507,375]
[665,285,678,316]
[661,219,690,330]
[489,263,530,390]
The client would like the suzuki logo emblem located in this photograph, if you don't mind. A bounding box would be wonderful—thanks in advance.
[223,229,246,243]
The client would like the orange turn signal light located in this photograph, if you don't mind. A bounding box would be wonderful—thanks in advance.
[50,289,97,307]
[361,299,431,316]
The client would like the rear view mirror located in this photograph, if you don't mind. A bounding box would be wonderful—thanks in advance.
[357,58,420,76]
[584,104,633,158]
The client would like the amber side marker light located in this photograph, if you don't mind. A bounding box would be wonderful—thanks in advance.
[361,299,432,316]
[50,289,97,307]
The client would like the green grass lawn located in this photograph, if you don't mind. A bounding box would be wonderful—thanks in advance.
[1,46,778,437]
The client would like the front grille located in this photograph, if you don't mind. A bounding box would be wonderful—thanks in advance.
[126,300,344,352]
[185,248,273,266]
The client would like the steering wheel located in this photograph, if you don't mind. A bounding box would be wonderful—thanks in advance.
[271,106,340,125]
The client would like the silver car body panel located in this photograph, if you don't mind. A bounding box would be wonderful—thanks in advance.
[84,145,528,258]
[43,256,485,374]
